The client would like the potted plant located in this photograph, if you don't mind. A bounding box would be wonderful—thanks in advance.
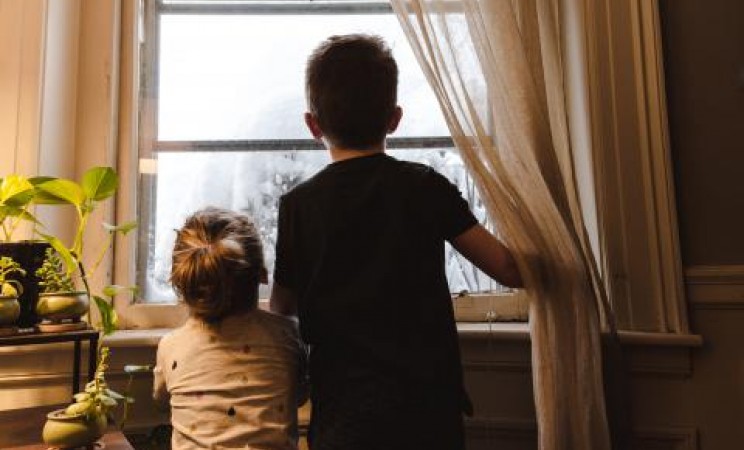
[34,248,89,332]
[0,175,54,328]
[42,347,131,449]
[32,167,136,332]
[0,256,26,335]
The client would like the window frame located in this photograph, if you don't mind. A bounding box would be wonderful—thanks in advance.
[112,0,688,333]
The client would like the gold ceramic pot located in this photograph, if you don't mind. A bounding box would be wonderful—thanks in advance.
[42,409,106,449]
[36,292,89,322]
[0,295,20,326]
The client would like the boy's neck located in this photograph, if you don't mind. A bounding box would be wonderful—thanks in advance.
[329,145,385,162]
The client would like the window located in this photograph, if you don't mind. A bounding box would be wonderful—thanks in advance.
[114,0,686,332]
[136,0,507,304]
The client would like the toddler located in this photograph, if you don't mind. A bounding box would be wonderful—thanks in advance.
[154,207,306,450]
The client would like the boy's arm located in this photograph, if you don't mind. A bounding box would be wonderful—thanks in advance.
[270,282,299,316]
[451,224,524,288]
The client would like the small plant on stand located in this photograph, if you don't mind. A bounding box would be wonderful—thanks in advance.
[0,256,26,336]
[34,248,89,332]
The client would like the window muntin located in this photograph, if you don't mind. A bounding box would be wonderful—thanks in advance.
[138,0,505,303]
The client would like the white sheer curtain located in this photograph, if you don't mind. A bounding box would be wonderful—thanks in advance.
[390,1,614,449]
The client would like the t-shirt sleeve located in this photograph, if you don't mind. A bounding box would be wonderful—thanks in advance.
[273,194,297,290]
[426,169,479,240]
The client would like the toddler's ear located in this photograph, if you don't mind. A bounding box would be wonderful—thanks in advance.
[304,112,324,141]
[259,268,269,285]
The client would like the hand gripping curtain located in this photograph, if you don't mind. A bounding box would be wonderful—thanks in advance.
[390,1,617,449]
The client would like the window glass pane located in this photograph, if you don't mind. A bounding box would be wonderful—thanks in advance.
[140,150,502,303]
[158,13,449,140]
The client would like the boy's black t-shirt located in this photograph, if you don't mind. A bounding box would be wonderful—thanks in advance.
[274,152,477,404]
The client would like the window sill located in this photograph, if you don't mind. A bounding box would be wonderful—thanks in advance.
[102,323,702,349]
[457,322,703,347]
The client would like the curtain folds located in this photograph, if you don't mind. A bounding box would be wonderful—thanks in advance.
[390,1,614,449]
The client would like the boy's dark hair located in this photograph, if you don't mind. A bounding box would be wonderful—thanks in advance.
[306,34,399,150]
[170,207,265,322]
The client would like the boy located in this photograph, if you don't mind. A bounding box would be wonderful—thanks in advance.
[271,34,522,450]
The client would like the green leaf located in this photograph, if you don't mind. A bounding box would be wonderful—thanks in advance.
[0,206,41,227]
[105,388,125,400]
[65,400,93,416]
[102,284,138,298]
[74,392,92,402]
[28,176,57,185]
[39,233,76,276]
[102,221,137,235]
[36,179,85,207]
[0,205,20,220]
[0,176,35,207]
[82,167,118,201]
[98,395,118,407]
[92,295,118,336]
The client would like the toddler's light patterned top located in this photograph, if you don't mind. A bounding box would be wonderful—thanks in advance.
[153,309,306,450]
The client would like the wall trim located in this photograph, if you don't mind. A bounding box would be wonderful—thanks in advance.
[464,417,536,441]
[685,265,744,285]
[685,265,744,308]
[633,426,698,450]
[463,419,697,450]
[0,369,145,389]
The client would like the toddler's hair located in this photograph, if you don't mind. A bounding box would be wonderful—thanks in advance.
[170,207,265,322]
[306,34,398,150]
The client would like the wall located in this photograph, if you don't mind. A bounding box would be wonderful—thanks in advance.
[660,0,744,449]
[661,0,744,266]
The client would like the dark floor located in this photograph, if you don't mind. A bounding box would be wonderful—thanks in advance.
[125,425,172,450]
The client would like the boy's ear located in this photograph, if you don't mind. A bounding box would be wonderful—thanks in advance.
[387,106,403,134]
[304,112,324,141]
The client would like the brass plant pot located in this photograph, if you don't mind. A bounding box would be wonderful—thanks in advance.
[42,408,107,449]
[36,292,89,323]
[0,295,20,327]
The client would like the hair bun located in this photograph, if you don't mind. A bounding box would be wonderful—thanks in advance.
[170,208,265,323]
